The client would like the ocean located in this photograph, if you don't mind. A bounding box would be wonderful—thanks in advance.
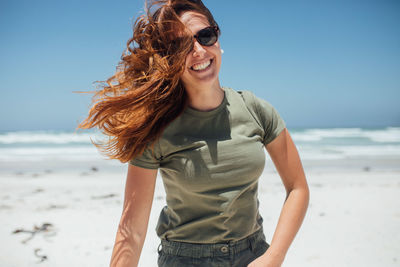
[1,127,399,173]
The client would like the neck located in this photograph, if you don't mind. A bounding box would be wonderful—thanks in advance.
[185,80,224,111]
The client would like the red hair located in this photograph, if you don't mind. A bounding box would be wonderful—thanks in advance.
[78,0,219,162]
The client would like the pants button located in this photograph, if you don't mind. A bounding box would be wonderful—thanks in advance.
[220,246,228,253]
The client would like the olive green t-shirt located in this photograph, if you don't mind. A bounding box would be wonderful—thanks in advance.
[130,87,286,243]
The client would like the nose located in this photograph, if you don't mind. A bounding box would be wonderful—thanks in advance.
[192,40,207,57]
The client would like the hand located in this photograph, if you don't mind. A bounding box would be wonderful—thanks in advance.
[247,251,283,267]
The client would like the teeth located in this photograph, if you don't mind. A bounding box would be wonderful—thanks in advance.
[192,60,211,71]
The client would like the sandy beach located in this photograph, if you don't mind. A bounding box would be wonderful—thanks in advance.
[0,156,399,267]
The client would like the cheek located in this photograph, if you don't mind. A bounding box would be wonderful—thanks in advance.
[180,56,190,79]
[212,46,222,67]
[213,43,222,60]
[180,66,191,84]
[184,53,192,70]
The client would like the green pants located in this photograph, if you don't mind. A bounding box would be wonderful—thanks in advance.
[157,228,269,267]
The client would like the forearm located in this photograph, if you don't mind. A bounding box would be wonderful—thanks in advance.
[256,129,310,266]
[110,225,146,267]
[265,186,309,264]
[110,166,157,267]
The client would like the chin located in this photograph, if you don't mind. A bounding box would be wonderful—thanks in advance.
[184,70,220,88]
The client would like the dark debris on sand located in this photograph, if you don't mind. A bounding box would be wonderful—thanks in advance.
[12,223,56,263]
[34,248,48,263]
[91,193,117,199]
[12,222,56,244]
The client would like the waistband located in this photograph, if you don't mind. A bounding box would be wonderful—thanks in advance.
[158,228,266,258]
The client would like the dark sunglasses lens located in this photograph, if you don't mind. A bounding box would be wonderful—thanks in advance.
[197,27,218,46]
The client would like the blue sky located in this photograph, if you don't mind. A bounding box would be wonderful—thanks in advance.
[0,0,399,131]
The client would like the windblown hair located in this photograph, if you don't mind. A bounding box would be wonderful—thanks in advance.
[78,0,219,163]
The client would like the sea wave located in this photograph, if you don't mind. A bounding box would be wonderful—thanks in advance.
[298,144,400,160]
[0,128,399,162]
[291,127,400,143]
[2,127,399,145]
[0,146,103,162]
[0,131,107,145]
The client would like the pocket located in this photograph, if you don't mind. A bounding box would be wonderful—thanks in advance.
[157,251,167,267]
[252,241,269,258]
[158,252,187,267]
[233,247,259,267]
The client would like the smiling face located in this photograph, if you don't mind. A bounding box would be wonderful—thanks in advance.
[179,11,222,92]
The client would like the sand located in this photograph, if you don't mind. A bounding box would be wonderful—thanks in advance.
[0,160,399,267]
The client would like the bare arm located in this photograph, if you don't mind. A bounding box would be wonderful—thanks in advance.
[249,128,310,267]
[110,164,158,267]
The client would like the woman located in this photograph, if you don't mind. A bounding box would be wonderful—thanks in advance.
[79,0,309,266]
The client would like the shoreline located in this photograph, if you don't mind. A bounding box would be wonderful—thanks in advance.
[1,155,399,176]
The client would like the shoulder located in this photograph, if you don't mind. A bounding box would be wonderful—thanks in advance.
[223,86,286,144]
[223,86,257,107]
[223,86,264,114]
[223,86,253,98]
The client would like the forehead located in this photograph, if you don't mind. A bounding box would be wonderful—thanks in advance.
[180,11,210,33]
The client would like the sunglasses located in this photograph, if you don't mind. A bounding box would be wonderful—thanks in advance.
[193,26,219,47]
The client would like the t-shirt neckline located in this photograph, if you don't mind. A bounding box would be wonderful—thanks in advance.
[184,88,227,118]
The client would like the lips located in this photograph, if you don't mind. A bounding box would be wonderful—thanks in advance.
[190,59,213,71]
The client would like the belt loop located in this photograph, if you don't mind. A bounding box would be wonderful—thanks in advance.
[249,236,256,252]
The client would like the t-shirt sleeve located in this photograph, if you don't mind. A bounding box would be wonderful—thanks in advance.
[129,143,161,169]
[243,91,286,145]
